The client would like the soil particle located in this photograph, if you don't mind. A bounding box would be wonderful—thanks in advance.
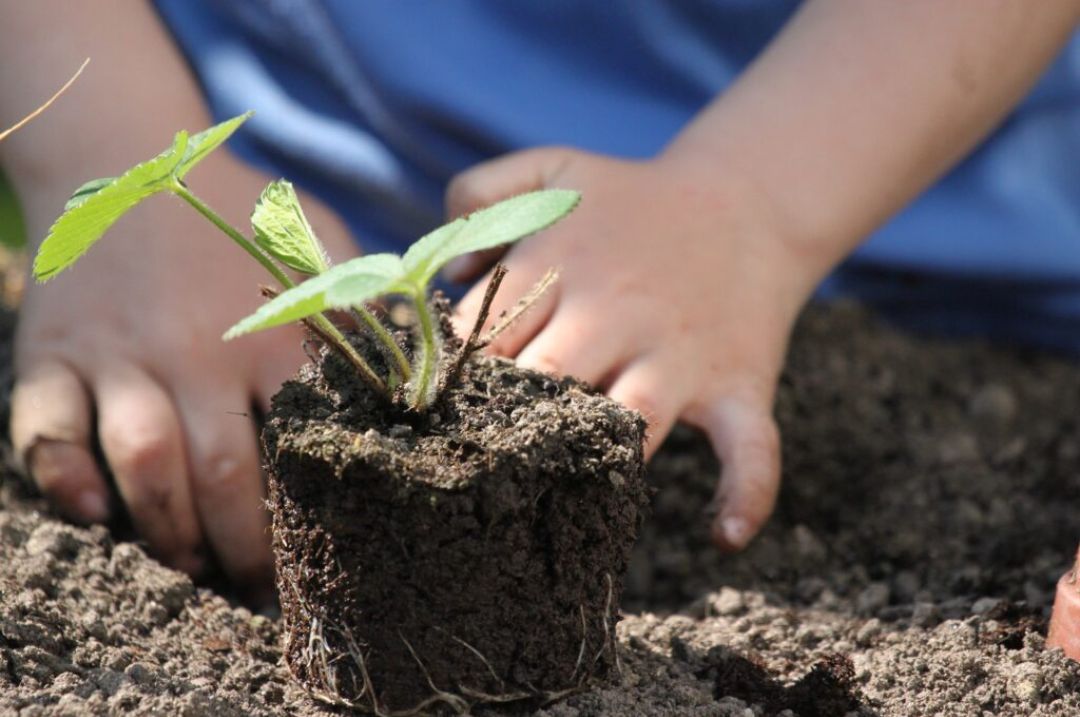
[1,301,1080,715]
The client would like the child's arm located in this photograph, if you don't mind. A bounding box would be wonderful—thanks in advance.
[0,2,356,597]
[449,0,1080,550]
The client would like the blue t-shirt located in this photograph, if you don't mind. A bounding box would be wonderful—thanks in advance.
[154,0,1080,353]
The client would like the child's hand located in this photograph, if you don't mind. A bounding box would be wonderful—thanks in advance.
[447,148,819,550]
[10,155,357,597]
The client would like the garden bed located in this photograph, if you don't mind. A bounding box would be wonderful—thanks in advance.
[2,300,1079,716]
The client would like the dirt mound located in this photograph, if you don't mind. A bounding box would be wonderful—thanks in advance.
[2,301,1080,716]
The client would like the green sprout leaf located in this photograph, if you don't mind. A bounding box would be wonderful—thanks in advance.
[33,131,189,282]
[33,113,254,283]
[402,189,580,286]
[223,253,405,339]
[63,177,116,211]
[176,112,252,180]
[251,180,330,275]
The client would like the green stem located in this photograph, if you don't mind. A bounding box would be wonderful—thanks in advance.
[353,305,411,382]
[172,182,387,394]
[410,287,439,410]
[173,182,294,289]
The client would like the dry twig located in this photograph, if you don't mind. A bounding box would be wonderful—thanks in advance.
[0,58,89,143]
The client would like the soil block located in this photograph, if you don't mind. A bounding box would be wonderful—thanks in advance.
[262,346,648,714]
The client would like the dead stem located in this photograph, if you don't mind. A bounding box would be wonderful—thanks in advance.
[441,263,508,393]
[0,58,88,143]
[481,268,560,347]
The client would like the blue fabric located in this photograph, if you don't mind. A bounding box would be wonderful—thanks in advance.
[154,0,1080,353]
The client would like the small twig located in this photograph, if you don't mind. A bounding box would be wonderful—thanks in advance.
[481,267,560,347]
[441,263,508,392]
[0,58,89,143]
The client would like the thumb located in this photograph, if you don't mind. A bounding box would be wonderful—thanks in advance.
[443,147,577,282]
[445,146,576,219]
[687,395,782,552]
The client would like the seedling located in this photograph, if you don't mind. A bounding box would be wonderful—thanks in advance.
[33,113,579,409]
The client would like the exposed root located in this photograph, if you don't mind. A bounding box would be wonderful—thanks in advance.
[399,633,472,715]
[280,566,618,715]
[481,268,559,347]
[570,605,589,683]
[436,627,505,688]
[590,573,616,673]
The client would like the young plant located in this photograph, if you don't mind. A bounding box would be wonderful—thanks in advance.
[33,112,579,409]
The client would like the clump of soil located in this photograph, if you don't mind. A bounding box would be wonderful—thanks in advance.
[263,345,648,713]
[2,300,1080,716]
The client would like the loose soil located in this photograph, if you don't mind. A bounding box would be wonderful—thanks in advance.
[2,299,1080,716]
[265,344,647,712]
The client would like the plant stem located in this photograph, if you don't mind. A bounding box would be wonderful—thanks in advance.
[352,305,411,382]
[173,182,294,289]
[409,287,439,410]
[173,182,387,393]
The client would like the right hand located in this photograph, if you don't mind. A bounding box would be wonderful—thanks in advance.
[10,156,357,597]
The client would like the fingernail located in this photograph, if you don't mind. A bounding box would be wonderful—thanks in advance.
[722,516,750,549]
[76,491,110,524]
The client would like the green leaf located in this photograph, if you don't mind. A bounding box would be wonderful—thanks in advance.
[402,189,580,286]
[223,253,406,339]
[33,131,189,282]
[64,177,116,210]
[251,179,329,275]
[175,112,251,180]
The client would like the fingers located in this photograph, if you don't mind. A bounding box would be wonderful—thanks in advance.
[95,367,204,574]
[445,147,575,219]
[454,261,559,358]
[442,247,508,284]
[686,396,781,553]
[606,357,684,462]
[516,306,627,387]
[175,385,272,594]
[11,361,109,524]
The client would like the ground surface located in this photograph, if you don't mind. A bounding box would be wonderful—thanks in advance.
[2,301,1080,716]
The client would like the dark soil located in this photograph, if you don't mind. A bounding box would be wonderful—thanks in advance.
[264,345,647,713]
[2,299,1080,715]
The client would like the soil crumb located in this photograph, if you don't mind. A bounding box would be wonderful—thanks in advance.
[2,301,1080,716]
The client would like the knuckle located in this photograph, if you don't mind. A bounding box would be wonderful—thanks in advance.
[738,419,781,483]
[191,447,247,493]
[106,425,175,479]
